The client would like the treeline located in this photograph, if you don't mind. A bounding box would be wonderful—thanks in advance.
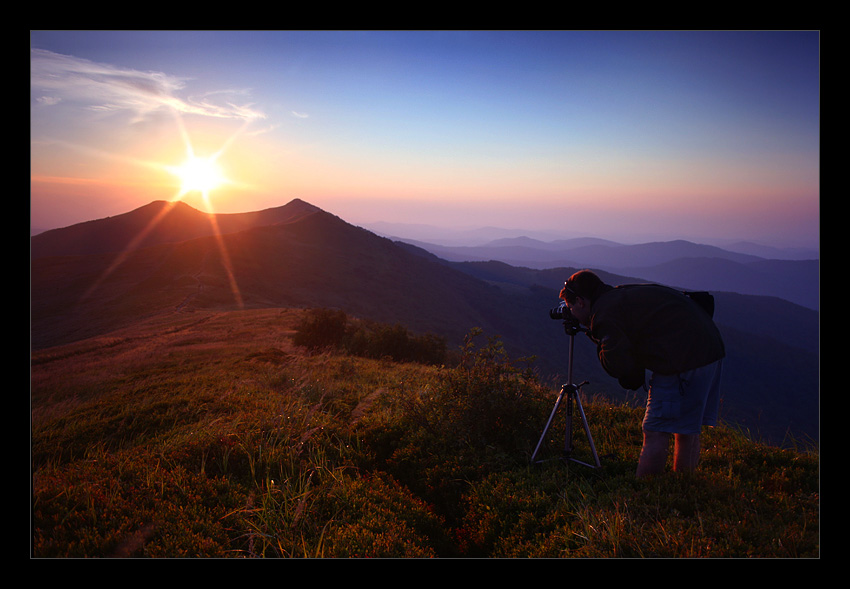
[293,308,448,365]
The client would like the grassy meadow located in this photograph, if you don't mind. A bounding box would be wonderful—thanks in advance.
[31,308,819,557]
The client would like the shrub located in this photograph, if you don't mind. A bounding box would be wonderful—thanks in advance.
[292,308,348,351]
[431,329,545,453]
[293,308,447,365]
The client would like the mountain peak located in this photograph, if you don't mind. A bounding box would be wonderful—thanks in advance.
[31,198,327,259]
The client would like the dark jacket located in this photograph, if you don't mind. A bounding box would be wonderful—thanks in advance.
[588,284,725,390]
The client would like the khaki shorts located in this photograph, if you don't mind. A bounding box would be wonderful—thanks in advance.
[642,360,723,435]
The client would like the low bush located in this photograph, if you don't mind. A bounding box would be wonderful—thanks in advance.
[293,307,447,365]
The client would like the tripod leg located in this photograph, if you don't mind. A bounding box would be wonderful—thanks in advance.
[530,386,566,464]
[563,386,574,457]
[573,391,601,468]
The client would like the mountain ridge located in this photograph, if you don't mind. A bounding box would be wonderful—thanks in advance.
[30,198,322,259]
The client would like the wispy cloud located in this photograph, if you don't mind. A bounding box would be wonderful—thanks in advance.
[30,49,266,123]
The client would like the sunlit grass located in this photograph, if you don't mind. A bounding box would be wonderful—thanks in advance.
[31,308,819,557]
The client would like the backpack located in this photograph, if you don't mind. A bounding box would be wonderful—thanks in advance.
[683,290,715,318]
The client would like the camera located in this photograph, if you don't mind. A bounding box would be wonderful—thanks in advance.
[549,301,583,333]
[549,300,574,321]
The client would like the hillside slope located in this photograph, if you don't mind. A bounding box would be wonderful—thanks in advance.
[30,307,819,557]
[31,206,509,350]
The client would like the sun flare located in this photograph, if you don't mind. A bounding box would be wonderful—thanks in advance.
[171,155,226,194]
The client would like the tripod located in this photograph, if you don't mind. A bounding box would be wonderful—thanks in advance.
[530,322,601,468]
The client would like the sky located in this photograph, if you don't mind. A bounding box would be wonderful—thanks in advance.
[30,30,820,249]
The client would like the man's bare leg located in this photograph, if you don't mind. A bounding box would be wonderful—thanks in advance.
[673,433,701,473]
[636,430,670,478]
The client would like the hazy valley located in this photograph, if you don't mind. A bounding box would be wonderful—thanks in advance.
[31,199,819,446]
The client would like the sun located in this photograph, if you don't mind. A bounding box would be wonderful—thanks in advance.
[171,155,227,194]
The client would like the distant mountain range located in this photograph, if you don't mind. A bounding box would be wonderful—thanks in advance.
[30,199,819,446]
[366,221,820,259]
[383,235,819,310]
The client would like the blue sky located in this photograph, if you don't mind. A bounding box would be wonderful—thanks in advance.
[30,30,819,248]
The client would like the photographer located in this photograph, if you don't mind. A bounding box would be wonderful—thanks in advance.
[559,270,725,478]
